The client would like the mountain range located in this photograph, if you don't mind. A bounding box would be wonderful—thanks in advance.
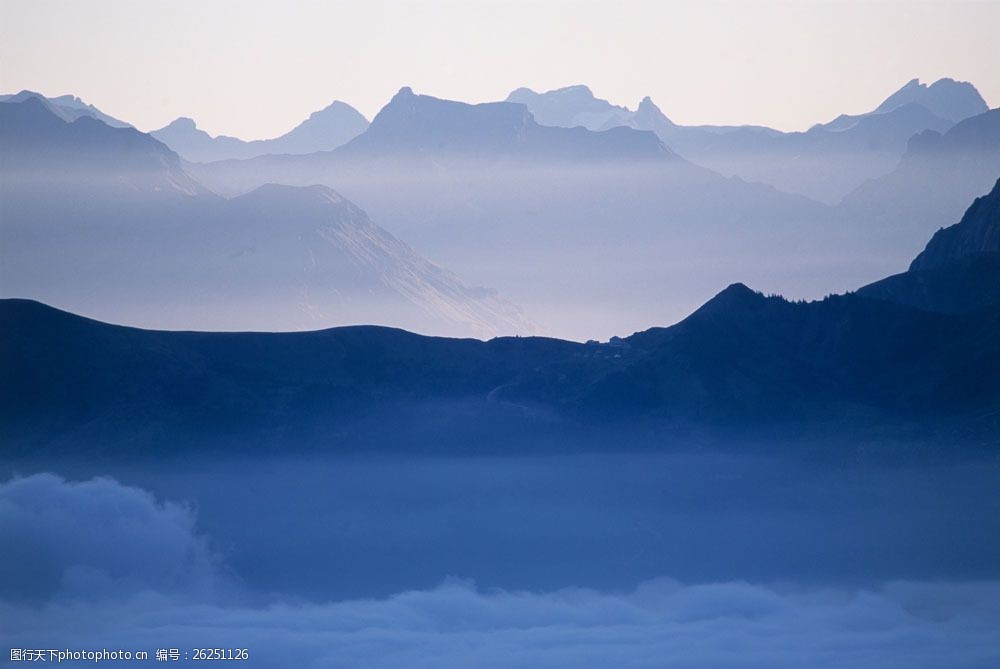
[0,96,531,338]
[1,90,371,163]
[507,79,989,203]
[0,89,132,128]
[3,81,997,341]
[150,100,369,162]
[3,178,998,455]
[189,86,833,339]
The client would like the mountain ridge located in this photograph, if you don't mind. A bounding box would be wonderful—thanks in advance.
[150,99,369,162]
[0,89,131,128]
[505,78,986,203]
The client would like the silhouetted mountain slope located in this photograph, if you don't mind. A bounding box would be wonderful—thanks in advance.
[606,284,999,423]
[190,87,829,339]
[857,255,1000,315]
[0,298,572,453]
[3,276,997,454]
[0,99,531,337]
[858,179,1000,313]
[0,90,131,128]
[509,79,983,203]
[151,100,369,162]
[910,177,1000,270]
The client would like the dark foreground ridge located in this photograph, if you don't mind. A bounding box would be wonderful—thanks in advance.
[3,278,998,457]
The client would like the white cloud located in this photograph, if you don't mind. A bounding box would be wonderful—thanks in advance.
[0,473,222,602]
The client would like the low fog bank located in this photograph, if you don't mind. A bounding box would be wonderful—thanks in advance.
[4,577,999,669]
[4,453,998,600]
[2,464,997,667]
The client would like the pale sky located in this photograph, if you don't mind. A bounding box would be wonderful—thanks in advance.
[1,0,997,140]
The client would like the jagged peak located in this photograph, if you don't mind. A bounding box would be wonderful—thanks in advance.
[393,86,415,100]
[635,95,672,122]
[875,76,987,121]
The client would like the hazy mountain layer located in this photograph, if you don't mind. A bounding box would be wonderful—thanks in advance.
[0,98,531,338]
[508,79,987,203]
[191,87,832,340]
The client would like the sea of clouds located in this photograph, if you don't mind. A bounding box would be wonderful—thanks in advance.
[2,473,999,669]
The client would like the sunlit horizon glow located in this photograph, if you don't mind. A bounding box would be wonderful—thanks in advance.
[1,0,998,140]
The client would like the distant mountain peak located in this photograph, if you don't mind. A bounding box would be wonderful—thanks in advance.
[364,88,534,143]
[394,86,415,99]
[0,94,207,198]
[11,88,46,100]
[1,96,72,129]
[715,282,760,301]
[0,90,131,128]
[3,94,59,119]
[152,98,368,162]
[688,282,769,320]
[376,87,420,117]
[166,116,199,130]
[503,84,634,131]
[634,95,674,127]
[11,94,49,110]
[875,77,987,123]
[307,100,353,119]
